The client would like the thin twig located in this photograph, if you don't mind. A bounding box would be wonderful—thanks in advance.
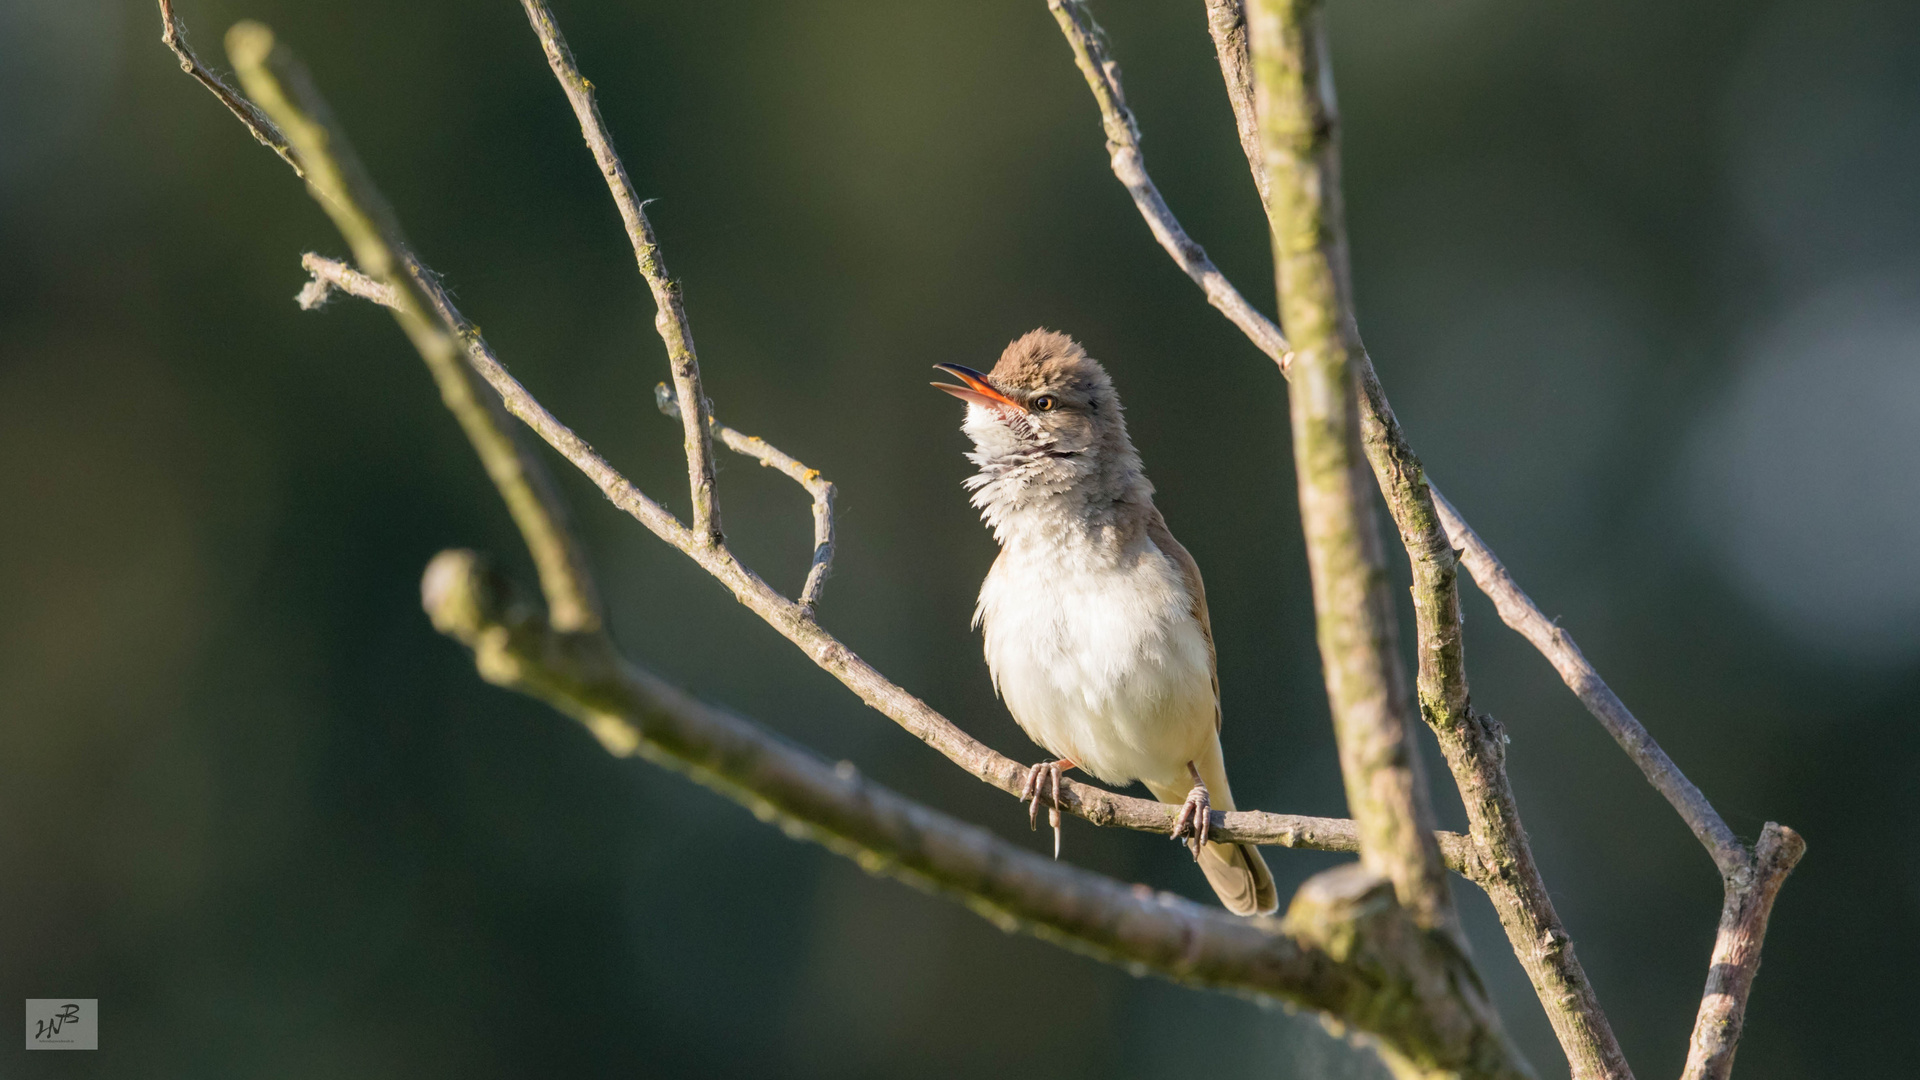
[1429,488,1748,878]
[299,251,395,308]
[1681,823,1806,1080]
[156,0,302,177]
[1201,0,1270,216]
[420,549,1525,1077]
[293,253,1472,869]
[517,0,722,549]
[225,21,602,635]
[1248,0,1459,942]
[653,383,837,613]
[1044,0,1291,371]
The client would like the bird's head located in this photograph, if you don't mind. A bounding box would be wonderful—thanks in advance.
[933,329,1146,523]
[932,329,1127,465]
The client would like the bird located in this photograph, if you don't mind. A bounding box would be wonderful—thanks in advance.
[932,329,1277,916]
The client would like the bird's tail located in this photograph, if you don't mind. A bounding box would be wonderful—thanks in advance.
[1195,841,1276,917]
[1146,751,1278,916]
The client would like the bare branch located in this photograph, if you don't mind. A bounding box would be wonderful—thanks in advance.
[516,0,722,548]
[293,251,691,612]
[1185,5,1810,1070]
[1428,469,1810,1080]
[1681,824,1807,1080]
[298,251,394,309]
[157,0,302,178]
[652,384,837,613]
[1244,5,1633,1067]
[1062,2,1640,1073]
[1232,5,1631,1073]
[1200,0,1270,216]
[420,550,1527,1077]
[1043,0,1291,370]
[1248,0,1457,940]
[1052,23,1620,1060]
[1154,1,1809,1071]
[1415,688,1631,1080]
[1199,0,1749,875]
[1429,489,1749,879]
[225,22,602,635]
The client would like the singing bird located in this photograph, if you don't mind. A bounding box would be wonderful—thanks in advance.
[933,329,1277,915]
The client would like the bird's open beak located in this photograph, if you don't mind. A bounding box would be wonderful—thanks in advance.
[931,364,1019,411]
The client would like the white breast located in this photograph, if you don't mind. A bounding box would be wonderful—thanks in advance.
[976,532,1217,790]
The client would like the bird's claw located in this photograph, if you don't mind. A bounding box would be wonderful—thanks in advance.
[1020,760,1066,859]
[1171,781,1211,859]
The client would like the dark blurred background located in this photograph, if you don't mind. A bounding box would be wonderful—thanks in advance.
[3,0,1915,1075]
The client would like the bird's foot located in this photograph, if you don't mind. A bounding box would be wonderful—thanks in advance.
[1019,758,1074,859]
[1170,772,1211,859]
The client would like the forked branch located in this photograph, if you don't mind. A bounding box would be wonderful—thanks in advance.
[517,0,722,549]
[1196,0,1754,893]
[653,383,836,613]
[1208,5,1803,1075]
[1049,2,1617,1067]
[1682,824,1806,1080]
[1049,2,1804,1077]
[1429,490,1746,877]
[220,20,602,635]
[1236,2,1627,1073]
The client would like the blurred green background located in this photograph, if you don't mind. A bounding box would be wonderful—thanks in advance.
[3,0,1916,1076]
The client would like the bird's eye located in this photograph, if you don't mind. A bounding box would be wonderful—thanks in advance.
[1031,395,1057,412]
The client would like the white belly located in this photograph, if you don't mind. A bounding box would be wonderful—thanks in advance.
[976,535,1217,789]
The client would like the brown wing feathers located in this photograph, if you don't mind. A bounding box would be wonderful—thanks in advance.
[1145,509,1222,733]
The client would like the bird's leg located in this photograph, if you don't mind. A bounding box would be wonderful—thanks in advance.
[1018,758,1075,858]
[1170,760,1211,858]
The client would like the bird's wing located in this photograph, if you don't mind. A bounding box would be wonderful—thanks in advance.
[1145,507,1221,732]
